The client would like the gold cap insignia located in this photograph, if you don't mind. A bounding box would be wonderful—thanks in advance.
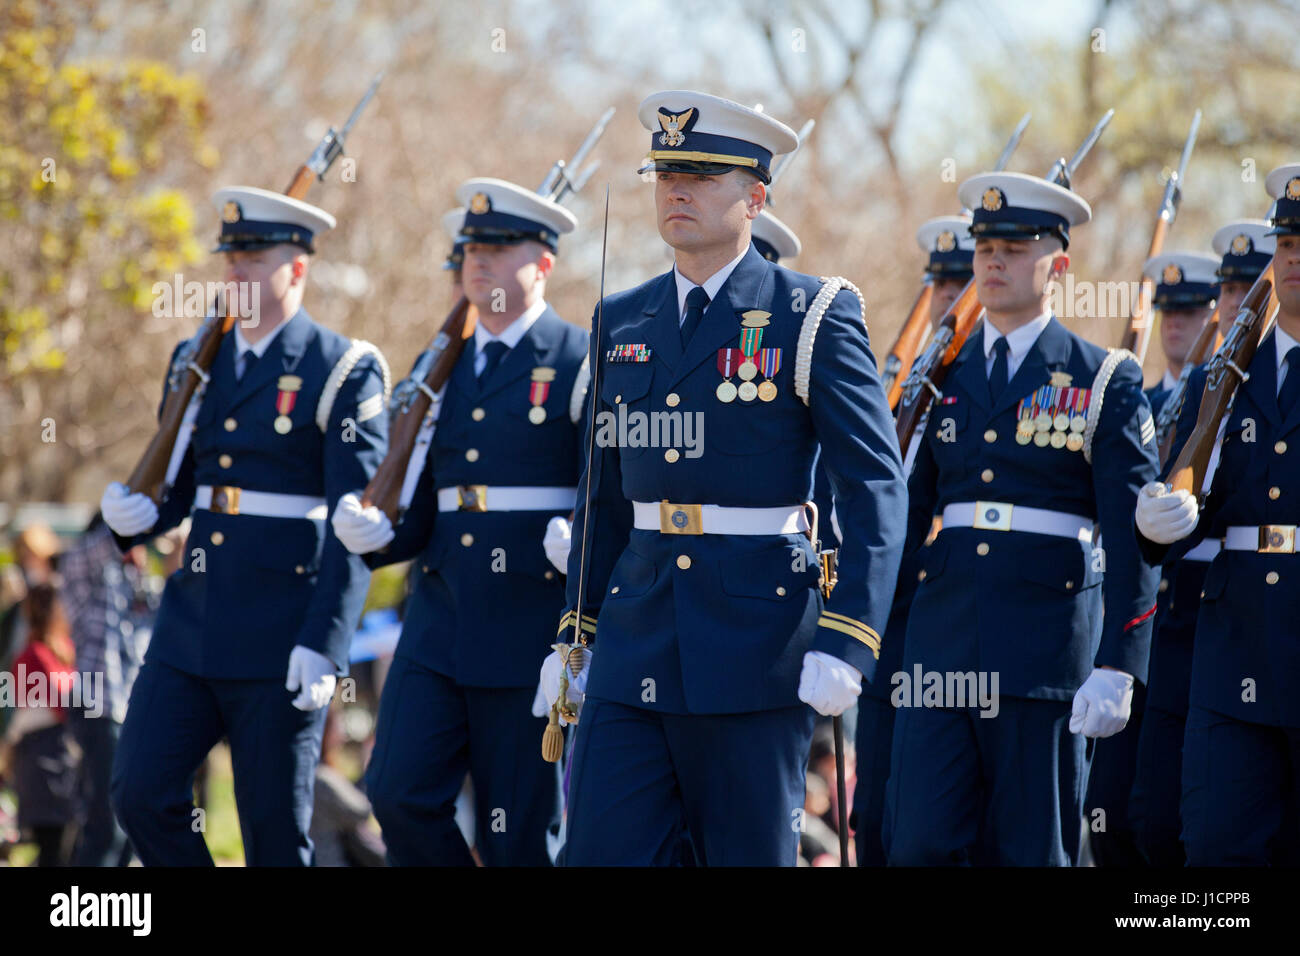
[1049,371,1073,388]
[1162,263,1183,285]
[222,201,241,223]
[741,310,772,328]
[469,192,491,215]
[530,366,557,383]
[657,108,695,148]
[982,188,1004,212]
[936,230,956,252]
[1230,234,1252,256]
[1287,177,1300,201]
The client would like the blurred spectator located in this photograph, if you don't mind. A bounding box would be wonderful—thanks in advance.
[310,706,386,867]
[60,514,165,866]
[0,584,80,866]
[0,524,62,676]
[799,773,840,867]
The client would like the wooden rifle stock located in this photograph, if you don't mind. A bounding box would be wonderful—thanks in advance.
[894,278,983,454]
[1120,215,1169,355]
[284,166,317,201]
[884,284,934,409]
[361,296,478,522]
[1166,272,1273,498]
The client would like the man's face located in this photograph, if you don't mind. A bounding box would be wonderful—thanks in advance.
[460,241,551,313]
[1216,280,1252,336]
[223,245,299,324]
[1159,304,1213,366]
[972,236,1065,318]
[654,169,762,252]
[929,276,969,327]
[1276,235,1300,317]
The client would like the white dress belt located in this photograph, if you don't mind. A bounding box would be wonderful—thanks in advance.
[1224,525,1298,554]
[195,485,328,520]
[942,501,1094,544]
[632,501,809,535]
[1182,539,1223,562]
[436,486,576,513]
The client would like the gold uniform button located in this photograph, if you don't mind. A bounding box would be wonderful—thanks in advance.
[664,448,680,463]
[295,565,305,575]
[545,570,555,581]
[610,586,620,594]
[1158,578,1169,593]
[1269,486,1281,500]
[224,418,237,432]
[983,429,997,443]
[981,468,994,483]
[1266,571,1280,585]
[1065,580,1074,590]
[210,531,224,546]
[776,586,787,596]
[1275,440,1288,455]
[676,555,692,570]
[466,449,480,462]
[614,393,623,404]
[471,408,486,421]
[917,569,927,582]
[218,454,233,469]
[666,393,681,407]
[976,542,990,556]
[460,533,474,547]
[421,565,430,573]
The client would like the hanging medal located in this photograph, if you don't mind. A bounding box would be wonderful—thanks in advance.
[736,312,769,402]
[528,367,556,424]
[716,348,740,403]
[274,375,302,434]
[757,347,781,402]
[1066,388,1087,451]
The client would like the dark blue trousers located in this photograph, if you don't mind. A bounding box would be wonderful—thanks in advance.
[365,655,559,866]
[1083,680,1147,866]
[71,710,133,867]
[1181,706,1300,866]
[562,697,816,866]
[884,696,1088,866]
[851,695,896,866]
[111,660,328,866]
[1130,702,1187,867]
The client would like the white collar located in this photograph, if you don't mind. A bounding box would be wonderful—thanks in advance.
[1160,369,1178,392]
[234,312,292,359]
[1275,324,1300,374]
[474,298,547,352]
[982,310,1051,362]
[673,248,748,320]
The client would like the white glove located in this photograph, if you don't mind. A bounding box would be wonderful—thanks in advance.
[533,645,592,718]
[1069,668,1134,738]
[1135,481,1198,545]
[543,516,572,574]
[797,650,862,717]
[331,492,394,555]
[100,482,159,537]
[285,645,338,712]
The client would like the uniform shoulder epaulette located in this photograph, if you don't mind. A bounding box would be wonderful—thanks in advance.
[1082,347,1141,464]
[793,276,867,406]
[316,339,393,433]
[569,354,590,425]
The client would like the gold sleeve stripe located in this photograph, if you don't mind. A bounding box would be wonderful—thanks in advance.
[557,612,598,637]
[817,615,880,655]
[821,610,881,645]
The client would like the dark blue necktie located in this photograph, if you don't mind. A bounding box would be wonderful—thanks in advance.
[1278,346,1300,418]
[238,350,258,381]
[988,336,1010,403]
[680,286,710,348]
[477,341,509,388]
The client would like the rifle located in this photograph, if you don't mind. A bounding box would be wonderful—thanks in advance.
[365,109,615,522]
[1119,110,1201,362]
[125,73,384,503]
[1165,267,1275,498]
[1154,299,1221,464]
[894,110,1114,458]
[766,119,816,204]
[882,112,1031,405]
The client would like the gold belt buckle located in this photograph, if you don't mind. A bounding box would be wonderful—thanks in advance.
[458,485,489,512]
[972,501,1013,532]
[1258,525,1297,554]
[659,501,703,535]
[210,486,241,515]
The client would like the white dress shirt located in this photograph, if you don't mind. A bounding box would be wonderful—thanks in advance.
[473,298,547,376]
[234,313,292,379]
[673,248,748,324]
[1160,369,1178,392]
[1274,324,1300,395]
[982,311,1052,381]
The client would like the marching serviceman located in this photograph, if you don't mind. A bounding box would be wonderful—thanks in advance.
[332,178,589,866]
[539,91,906,866]
[853,212,977,866]
[102,187,391,865]
[1212,219,1276,339]
[885,172,1161,866]
[1135,165,1300,866]
[1086,252,1218,866]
